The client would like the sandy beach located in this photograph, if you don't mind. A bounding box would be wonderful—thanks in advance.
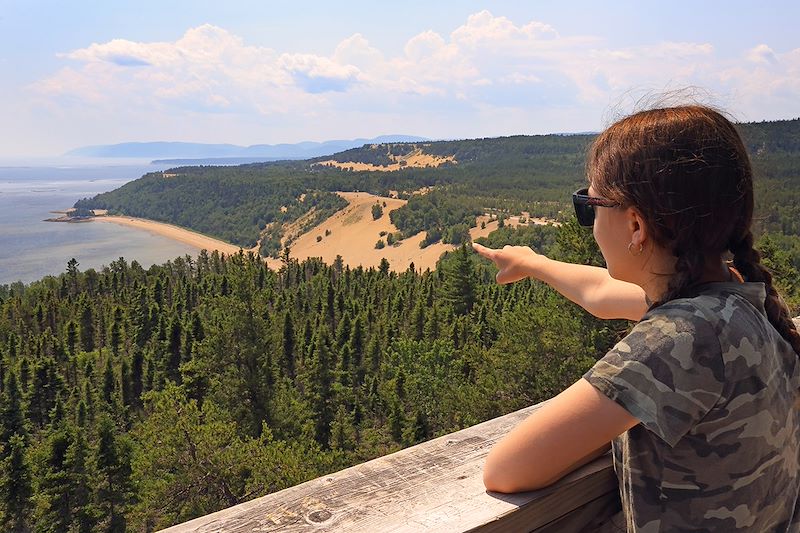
[95,216,248,256]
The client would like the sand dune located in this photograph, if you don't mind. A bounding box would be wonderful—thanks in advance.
[264,192,454,272]
[94,195,556,274]
[314,148,455,173]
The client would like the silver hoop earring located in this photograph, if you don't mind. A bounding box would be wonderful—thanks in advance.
[627,242,644,256]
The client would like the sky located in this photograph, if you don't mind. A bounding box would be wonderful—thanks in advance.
[1,0,798,157]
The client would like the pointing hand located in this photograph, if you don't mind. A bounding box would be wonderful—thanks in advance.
[471,242,539,284]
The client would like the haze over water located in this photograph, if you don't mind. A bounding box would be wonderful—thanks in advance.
[0,161,199,286]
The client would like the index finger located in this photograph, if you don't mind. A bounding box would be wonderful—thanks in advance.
[471,242,496,258]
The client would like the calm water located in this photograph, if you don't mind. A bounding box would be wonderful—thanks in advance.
[0,161,200,285]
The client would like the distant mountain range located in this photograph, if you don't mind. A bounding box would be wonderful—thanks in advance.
[64,135,429,161]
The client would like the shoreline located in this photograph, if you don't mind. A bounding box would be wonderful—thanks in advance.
[68,197,557,273]
[94,216,249,256]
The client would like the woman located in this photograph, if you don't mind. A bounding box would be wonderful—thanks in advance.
[474,105,800,531]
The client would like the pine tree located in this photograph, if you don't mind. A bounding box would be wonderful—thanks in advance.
[27,362,47,431]
[65,321,79,357]
[166,316,182,384]
[379,258,390,276]
[130,287,150,348]
[389,402,404,443]
[308,328,334,448]
[79,300,94,353]
[440,244,477,315]
[120,359,131,409]
[110,307,123,357]
[349,316,365,387]
[49,393,65,428]
[411,299,425,341]
[66,258,80,295]
[0,371,26,456]
[66,430,96,533]
[190,310,205,342]
[102,357,115,405]
[424,305,441,341]
[34,428,73,532]
[367,335,381,375]
[130,347,144,409]
[95,416,132,532]
[0,434,31,532]
[335,311,352,351]
[330,405,355,452]
[281,312,296,380]
[411,409,430,443]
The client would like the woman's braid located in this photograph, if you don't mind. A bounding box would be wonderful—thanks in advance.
[732,231,800,356]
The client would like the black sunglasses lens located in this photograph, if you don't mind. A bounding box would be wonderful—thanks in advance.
[572,189,595,227]
[575,203,594,226]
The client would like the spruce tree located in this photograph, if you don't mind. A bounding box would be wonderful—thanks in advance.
[0,371,26,456]
[349,316,365,387]
[67,430,96,533]
[166,316,182,384]
[79,300,94,353]
[389,402,404,443]
[281,312,295,380]
[440,244,477,316]
[65,321,79,357]
[109,307,123,357]
[34,428,73,532]
[130,347,144,409]
[95,416,132,532]
[0,434,31,532]
[308,328,334,448]
[120,359,131,409]
[102,357,115,405]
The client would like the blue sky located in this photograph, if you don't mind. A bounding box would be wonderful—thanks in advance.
[1,0,798,157]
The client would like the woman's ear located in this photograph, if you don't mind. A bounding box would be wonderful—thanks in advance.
[628,207,648,248]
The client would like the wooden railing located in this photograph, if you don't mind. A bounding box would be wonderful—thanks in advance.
[161,401,620,532]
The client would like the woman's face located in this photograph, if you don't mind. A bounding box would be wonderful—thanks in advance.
[589,184,635,282]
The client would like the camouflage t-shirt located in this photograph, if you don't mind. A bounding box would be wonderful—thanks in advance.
[584,282,800,532]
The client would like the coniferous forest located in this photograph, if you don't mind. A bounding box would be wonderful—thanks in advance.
[1,118,799,530]
[0,218,632,531]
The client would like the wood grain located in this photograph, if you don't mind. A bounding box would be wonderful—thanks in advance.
[161,402,618,533]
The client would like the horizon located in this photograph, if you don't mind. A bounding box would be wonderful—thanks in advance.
[1,1,798,157]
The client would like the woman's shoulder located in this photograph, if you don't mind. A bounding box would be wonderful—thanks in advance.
[641,281,767,333]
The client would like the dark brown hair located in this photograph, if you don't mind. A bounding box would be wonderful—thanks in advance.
[588,105,800,356]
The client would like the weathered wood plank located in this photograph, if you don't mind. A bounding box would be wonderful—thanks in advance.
[161,402,618,533]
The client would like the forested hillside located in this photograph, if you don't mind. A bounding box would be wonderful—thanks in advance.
[74,134,594,253]
[76,119,800,254]
[0,218,633,530]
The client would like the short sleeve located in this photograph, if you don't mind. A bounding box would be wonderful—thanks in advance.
[583,306,724,447]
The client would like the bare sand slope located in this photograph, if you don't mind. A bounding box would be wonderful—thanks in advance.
[95,216,248,256]
[314,149,455,173]
[95,200,557,274]
[469,212,557,240]
[264,192,454,272]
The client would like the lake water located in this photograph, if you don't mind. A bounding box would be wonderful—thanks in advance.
[0,161,200,285]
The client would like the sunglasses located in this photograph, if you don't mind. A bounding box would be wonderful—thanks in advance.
[572,188,620,227]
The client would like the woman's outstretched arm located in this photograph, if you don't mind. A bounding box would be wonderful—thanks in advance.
[483,378,639,493]
[471,242,648,321]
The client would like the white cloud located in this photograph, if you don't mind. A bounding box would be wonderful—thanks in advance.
[24,12,799,150]
[404,30,448,62]
[746,44,778,65]
[279,53,361,93]
[334,33,383,70]
[450,10,558,49]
